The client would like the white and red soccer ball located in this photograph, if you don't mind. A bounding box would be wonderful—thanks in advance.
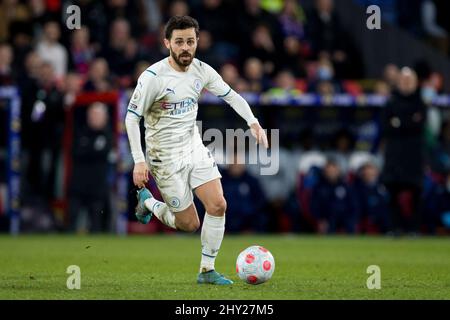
[236,245,275,285]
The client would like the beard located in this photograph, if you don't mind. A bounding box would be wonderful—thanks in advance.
[170,48,194,67]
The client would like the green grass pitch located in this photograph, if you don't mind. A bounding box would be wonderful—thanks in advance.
[0,234,449,299]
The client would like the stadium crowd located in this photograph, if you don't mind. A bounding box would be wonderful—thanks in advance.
[355,0,450,57]
[0,0,449,235]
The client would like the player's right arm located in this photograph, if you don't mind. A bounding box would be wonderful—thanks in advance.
[125,70,158,188]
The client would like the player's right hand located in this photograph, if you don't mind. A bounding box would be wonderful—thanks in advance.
[133,162,149,188]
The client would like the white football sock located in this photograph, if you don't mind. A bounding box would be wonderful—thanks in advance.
[144,198,176,229]
[200,213,225,273]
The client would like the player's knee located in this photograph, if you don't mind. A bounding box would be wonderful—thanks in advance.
[186,220,200,233]
[206,197,227,216]
[178,219,200,233]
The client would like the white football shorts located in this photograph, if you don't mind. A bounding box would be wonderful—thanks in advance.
[148,143,221,212]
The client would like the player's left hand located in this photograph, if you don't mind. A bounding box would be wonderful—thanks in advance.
[250,122,269,148]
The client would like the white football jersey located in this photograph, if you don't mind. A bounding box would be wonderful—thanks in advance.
[128,57,231,164]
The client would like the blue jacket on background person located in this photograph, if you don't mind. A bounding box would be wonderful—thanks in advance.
[422,174,450,233]
[221,163,268,233]
[353,176,391,234]
[310,160,358,234]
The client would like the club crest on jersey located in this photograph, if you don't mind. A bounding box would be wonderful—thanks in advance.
[194,79,202,92]
[169,197,180,208]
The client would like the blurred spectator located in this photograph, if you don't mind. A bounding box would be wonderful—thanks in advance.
[309,55,342,93]
[316,80,335,96]
[234,78,251,93]
[296,152,326,232]
[196,30,223,70]
[422,78,442,151]
[69,102,113,233]
[311,158,358,234]
[307,0,344,54]
[23,62,64,202]
[118,38,145,86]
[413,59,433,84]
[237,0,284,72]
[132,60,150,87]
[141,0,162,33]
[278,0,307,40]
[381,67,427,235]
[10,21,33,77]
[193,0,234,43]
[243,57,271,93]
[429,120,450,175]
[315,56,334,81]
[69,26,95,75]
[265,69,301,98]
[18,51,43,159]
[104,0,144,39]
[23,51,42,82]
[220,63,240,89]
[28,0,48,32]
[328,128,355,173]
[374,80,391,97]
[168,0,190,18]
[423,170,450,234]
[0,43,15,85]
[63,72,83,106]
[70,0,108,48]
[383,64,400,90]
[421,0,448,55]
[0,0,30,42]
[147,23,169,63]
[102,18,141,77]
[273,69,298,92]
[293,128,318,154]
[247,132,298,232]
[35,20,68,80]
[354,162,391,234]
[237,0,283,40]
[245,23,284,75]
[282,36,307,78]
[221,152,268,233]
[83,58,112,92]
[307,0,362,78]
[277,0,309,76]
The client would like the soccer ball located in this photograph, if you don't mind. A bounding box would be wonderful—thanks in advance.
[236,245,275,285]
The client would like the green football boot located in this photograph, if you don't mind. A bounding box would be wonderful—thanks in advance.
[135,188,153,224]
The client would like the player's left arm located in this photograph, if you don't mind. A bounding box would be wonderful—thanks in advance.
[223,90,269,149]
[204,65,268,148]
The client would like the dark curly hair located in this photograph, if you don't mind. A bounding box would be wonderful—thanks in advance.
[164,16,200,40]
